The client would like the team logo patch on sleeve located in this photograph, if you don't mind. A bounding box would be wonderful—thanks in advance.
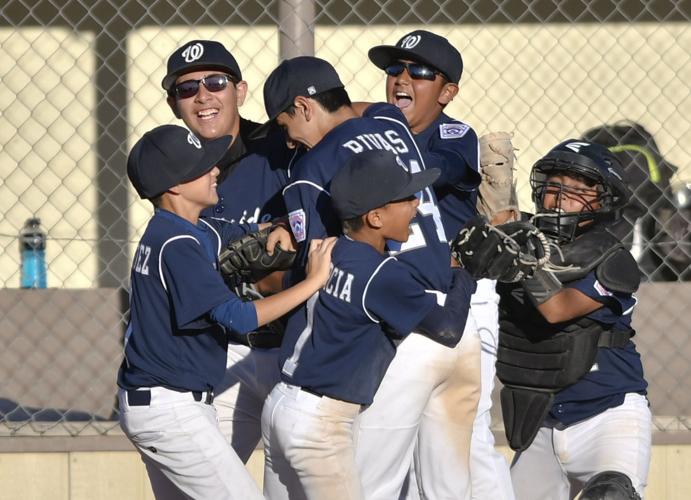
[439,122,470,139]
[289,209,307,242]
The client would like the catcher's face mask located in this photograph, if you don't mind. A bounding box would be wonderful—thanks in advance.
[530,140,630,243]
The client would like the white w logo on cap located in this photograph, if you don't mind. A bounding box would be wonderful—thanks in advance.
[187,132,202,149]
[565,141,590,153]
[399,35,421,49]
[181,43,204,63]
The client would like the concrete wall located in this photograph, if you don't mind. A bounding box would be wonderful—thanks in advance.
[2,445,691,499]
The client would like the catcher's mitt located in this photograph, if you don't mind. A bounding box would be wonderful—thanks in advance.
[219,227,296,285]
[477,131,520,222]
[451,216,551,282]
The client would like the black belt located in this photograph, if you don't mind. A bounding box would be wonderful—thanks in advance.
[228,329,283,349]
[300,386,323,398]
[126,389,214,406]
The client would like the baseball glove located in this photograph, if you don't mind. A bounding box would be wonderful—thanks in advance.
[451,216,551,282]
[477,131,520,222]
[219,227,296,285]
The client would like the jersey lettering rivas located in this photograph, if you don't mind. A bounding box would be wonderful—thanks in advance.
[201,120,293,224]
[415,113,480,238]
[280,237,438,404]
[551,271,647,425]
[117,209,256,393]
[283,102,452,293]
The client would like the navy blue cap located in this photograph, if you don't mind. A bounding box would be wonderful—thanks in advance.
[162,40,242,92]
[127,125,231,199]
[368,30,463,83]
[263,56,344,120]
[331,150,440,219]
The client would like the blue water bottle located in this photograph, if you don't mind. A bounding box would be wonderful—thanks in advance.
[20,217,47,289]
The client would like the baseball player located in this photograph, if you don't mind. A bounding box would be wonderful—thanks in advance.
[162,40,294,462]
[262,150,477,500]
[117,124,335,499]
[457,140,651,499]
[258,56,481,500]
[367,30,513,499]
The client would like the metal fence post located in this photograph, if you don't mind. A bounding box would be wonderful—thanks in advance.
[278,0,315,59]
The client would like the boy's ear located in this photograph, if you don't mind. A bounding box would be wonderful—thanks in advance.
[235,80,248,107]
[365,209,384,229]
[294,96,313,121]
[438,82,459,106]
[167,95,181,119]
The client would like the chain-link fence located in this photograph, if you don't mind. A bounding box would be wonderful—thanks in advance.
[0,0,689,437]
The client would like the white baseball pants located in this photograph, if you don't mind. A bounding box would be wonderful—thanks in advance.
[118,387,262,500]
[213,342,282,462]
[262,382,363,500]
[510,392,652,500]
[469,279,515,500]
[355,316,481,500]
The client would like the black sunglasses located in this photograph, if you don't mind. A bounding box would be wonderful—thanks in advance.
[385,62,439,81]
[173,73,236,99]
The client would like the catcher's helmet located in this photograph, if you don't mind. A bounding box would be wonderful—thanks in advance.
[530,139,631,242]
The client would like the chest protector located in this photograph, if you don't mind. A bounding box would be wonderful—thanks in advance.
[496,224,640,451]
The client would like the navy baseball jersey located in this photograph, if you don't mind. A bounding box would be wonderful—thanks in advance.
[283,102,452,293]
[201,118,294,224]
[280,237,439,404]
[551,271,647,425]
[117,209,256,393]
[415,113,480,238]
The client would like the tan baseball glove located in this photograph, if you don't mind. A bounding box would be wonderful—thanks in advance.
[477,131,520,222]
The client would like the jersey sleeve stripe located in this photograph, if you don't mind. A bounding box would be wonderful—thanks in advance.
[198,219,222,256]
[362,256,398,323]
[158,235,200,292]
[282,180,331,196]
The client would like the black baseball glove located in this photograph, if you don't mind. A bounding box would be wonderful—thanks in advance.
[451,216,550,282]
[219,227,296,285]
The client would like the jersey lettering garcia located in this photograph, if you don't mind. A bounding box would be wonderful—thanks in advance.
[117,209,255,393]
[280,237,438,404]
[283,102,452,293]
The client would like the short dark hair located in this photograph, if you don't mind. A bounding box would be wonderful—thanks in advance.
[150,194,164,207]
[341,215,365,234]
[285,87,351,116]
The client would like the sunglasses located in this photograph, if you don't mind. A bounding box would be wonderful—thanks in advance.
[385,62,439,81]
[173,73,235,99]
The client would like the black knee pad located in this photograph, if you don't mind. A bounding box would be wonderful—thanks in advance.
[579,471,641,500]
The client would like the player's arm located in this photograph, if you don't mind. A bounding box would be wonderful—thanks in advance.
[283,179,338,269]
[211,238,336,333]
[524,266,642,324]
[426,128,481,190]
[366,262,476,347]
[366,102,480,190]
[414,268,477,346]
[523,244,642,324]
[535,287,603,324]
